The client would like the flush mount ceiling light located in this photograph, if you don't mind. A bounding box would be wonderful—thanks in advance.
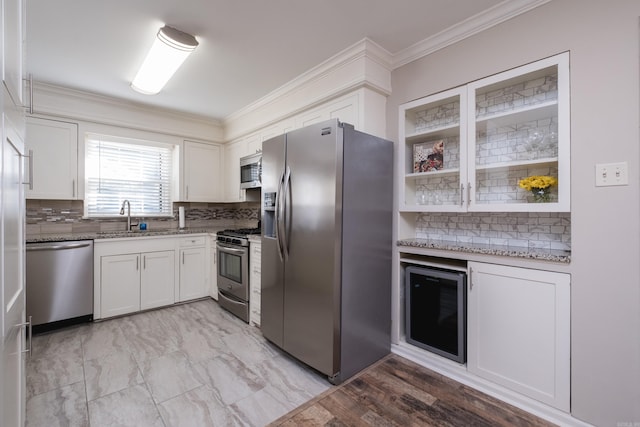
[131,25,199,95]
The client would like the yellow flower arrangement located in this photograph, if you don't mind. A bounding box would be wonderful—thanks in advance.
[518,175,557,203]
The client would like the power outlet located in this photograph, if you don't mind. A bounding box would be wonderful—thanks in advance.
[595,161,629,187]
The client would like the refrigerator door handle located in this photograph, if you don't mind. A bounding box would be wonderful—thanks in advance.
[275,170,286,261]
[281,166,291,260]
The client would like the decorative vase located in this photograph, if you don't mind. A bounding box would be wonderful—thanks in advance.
[531,187,551,203]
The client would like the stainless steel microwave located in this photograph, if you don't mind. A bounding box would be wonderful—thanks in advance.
[240,152,261,189]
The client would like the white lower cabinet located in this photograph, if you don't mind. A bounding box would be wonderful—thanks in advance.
[100,250,176,318]
[140,251,175,310]
[100,254,142,318]
[249,239,261,326]
[178,236,208,302]
[209,236,218,300]
[95,235,209,319]
[467,262,570,411]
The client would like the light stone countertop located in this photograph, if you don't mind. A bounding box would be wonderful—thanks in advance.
[397,238,571,263]
[26,227,228,244]
[248,235,262,243]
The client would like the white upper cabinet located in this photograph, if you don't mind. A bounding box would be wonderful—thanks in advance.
[245,133,261,157]
[25,117,79,199]
[401,87,467,212]
[295,95,358,129]
[223,139,245,202]
[181,140,222,202]
[2,0,24,106]
[400,53,569,213]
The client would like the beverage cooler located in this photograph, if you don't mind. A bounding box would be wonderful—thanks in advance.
[405,265,467,363]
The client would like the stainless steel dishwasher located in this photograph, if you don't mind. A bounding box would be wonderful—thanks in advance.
[26,240,94,333]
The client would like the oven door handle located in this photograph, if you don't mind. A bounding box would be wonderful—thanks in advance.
[217,246,246,254]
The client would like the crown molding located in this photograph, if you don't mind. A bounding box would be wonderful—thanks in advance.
[224,37,393,124]
[27,1,550,142]
[392,0,552,69]
[30,81,224,141]
[224,1,549,130]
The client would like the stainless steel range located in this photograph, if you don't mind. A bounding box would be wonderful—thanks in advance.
[216,228,260,322]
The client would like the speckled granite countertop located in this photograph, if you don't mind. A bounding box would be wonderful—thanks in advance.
[26,227,227,243]
[397,238,571,263]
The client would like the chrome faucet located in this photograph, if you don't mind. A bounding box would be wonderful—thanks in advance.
[119,200,138,231]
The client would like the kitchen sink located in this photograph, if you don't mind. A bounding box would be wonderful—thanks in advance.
[96,229,160,236]
[95,229,184,237]
[96,230,144,235]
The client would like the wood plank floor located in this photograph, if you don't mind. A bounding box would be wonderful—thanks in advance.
[270,354,557,427]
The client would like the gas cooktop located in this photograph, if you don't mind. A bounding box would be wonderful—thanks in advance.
[218,228,261,238]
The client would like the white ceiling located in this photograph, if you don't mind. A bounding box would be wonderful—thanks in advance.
[26,0,523,121]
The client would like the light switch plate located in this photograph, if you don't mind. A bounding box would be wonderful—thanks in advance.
[595,161,628,187]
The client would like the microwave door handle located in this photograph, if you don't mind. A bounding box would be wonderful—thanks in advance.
[281,166,291,260]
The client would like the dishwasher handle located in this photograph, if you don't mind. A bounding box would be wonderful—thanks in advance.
[27,242,92,252]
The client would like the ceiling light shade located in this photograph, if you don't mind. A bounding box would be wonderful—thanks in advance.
[131,25,199,95]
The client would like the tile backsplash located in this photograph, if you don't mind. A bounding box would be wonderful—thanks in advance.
[27,200,571,252]
[26,200,260,236]
[415,212,571,251]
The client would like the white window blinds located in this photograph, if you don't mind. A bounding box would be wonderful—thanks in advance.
[85,136,173,217]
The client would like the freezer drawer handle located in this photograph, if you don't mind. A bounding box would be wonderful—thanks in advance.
[27,242,92,251]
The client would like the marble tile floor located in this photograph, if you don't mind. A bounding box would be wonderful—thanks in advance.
[25,299,331,427]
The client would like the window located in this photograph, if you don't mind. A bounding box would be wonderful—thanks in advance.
[85,135,174,217]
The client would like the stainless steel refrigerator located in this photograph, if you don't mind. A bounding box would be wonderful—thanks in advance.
[261,119,393,384]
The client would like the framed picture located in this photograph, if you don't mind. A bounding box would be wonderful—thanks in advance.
[413,140,444,172]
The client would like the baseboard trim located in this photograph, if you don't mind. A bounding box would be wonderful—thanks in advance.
[391,342,592,427]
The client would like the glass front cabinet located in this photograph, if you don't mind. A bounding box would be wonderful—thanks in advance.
[399,53,569,213]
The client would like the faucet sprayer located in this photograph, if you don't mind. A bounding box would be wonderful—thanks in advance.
[119,200,137,231]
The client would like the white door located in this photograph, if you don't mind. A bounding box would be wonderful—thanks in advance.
[25,117,78,200]
[2,119,27,427]
[183,141,222,202]
[100,254,141,318]
[140,250,175,310]
[209,241,218,300]
[179,247,206,301]
[467,262,570,411]
[223,141,244,202]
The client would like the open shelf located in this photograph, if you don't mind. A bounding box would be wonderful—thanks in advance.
[476,100,557,127]
[475,157,558,172]
[406,123,460,143]
[405,168,461,179]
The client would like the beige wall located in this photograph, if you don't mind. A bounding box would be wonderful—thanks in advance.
[387,1,640,425]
